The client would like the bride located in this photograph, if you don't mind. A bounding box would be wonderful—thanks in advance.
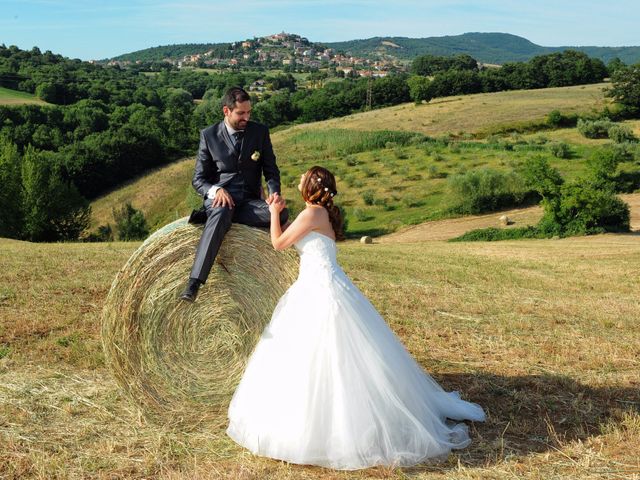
[226,166,485,470]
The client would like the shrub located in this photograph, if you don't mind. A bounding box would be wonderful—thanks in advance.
[426,165,447,179]
[538,182,630,236]
[577,118,615,139]
[361,166,378,177]
[609,143,635,163]
[547,110,563,127]
[113,202,149,241]
[84,224,114,242]
[346,156,358,166]
[547,110,578,128]
[362,191,375,205]
[608,124,637,143]
[550,141,571,159]
[448,168,533,214]
[450,226,541,242]
[343,174,356,187]
[394,147,408,159]
[499,141,514,151]
[352,208,371,221]
[521,157,564,197]
[531,134,549,145]
[526,156,630,236]
[400,195,425,208]
[587,146,638,192]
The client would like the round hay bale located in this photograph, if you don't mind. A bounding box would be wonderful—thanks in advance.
[360,235,373,244]
[101,218,298,428]
[499,215,510,226]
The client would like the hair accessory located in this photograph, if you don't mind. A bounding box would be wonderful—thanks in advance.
[324,187,328,191]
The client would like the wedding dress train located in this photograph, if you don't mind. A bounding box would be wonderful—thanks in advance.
[227,231,485,470]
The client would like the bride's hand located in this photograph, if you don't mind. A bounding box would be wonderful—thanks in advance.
[269,196,286,214]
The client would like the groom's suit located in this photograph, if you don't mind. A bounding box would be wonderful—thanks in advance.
[189,120,288,283]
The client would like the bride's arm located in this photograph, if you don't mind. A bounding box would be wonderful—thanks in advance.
[270,204,317,250]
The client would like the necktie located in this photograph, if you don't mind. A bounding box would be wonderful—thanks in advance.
[233,131,244,154]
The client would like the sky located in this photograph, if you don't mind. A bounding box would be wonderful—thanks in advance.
[2,0,639,60]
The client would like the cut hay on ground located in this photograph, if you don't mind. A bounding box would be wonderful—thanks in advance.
[101,219,298,429]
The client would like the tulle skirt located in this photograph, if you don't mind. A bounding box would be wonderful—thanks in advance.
[226,270,485,470]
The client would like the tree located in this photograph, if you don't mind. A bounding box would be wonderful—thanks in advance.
[113,202,149,240]
[607,65,640,115]
[21,146,91,241]
[522,156,630,236]
[411,54,478,76]
[161,87,195,152]
[0,137,24,238]
[607,58,626,77]
[407,75,433,104]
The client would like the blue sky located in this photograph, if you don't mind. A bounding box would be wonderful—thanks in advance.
[2,0,639,60]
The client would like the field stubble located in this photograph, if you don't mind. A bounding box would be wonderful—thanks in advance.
[1,233,639,479]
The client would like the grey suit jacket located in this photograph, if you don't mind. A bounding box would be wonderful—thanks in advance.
[192,120,281,200]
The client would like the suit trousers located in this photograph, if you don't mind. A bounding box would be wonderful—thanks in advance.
[190,192,289,283]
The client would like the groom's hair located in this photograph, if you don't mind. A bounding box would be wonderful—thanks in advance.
[222,86,251,110]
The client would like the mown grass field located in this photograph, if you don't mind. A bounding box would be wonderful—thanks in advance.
[286,83,611,137]
[1,234,639,479]
[89,82,636,238]
[0,87,48,106]
[4,81,640,479]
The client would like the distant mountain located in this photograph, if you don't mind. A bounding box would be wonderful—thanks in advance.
[324,32,640,64]
[109,32,640,65]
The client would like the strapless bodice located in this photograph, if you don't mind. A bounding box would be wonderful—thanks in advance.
[293,231,340,281]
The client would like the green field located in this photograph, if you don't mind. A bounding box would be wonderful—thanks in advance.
[0,87,47,106]
[1,234,639,479]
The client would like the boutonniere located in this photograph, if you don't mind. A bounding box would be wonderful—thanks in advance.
[251,151,260,161]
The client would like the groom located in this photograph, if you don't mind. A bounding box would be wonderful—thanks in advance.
[180,86,288,302]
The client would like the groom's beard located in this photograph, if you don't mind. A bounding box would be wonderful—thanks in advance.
[227,118,248,131]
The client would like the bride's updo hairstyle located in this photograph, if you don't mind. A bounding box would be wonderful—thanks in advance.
[300,166,345,241]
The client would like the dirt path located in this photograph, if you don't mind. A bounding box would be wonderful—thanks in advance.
[381,193,640,243]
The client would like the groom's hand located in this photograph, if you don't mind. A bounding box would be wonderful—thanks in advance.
[266,192,281,205]
[212,188,235,209]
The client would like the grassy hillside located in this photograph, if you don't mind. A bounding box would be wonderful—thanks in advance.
[1,234,639,478]
[288,83,610,136]
[0,87,48,106]
[89,83,633,238]
[89,158,195,231]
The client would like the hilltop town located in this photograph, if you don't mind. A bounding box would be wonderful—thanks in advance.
[106,32,405,76]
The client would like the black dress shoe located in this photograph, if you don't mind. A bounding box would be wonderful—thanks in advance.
[180,279,202,302]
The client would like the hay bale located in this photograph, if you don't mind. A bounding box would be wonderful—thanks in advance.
[499,215,510,226]
[360,236,373,244]
[101,218,298,428]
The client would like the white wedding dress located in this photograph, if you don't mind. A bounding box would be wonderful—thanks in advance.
[226,231,485,470]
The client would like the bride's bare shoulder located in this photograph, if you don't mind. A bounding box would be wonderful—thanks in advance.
[303,205,330,221]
